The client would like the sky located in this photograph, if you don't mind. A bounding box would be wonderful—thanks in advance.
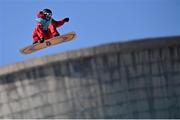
[0,0,179,67]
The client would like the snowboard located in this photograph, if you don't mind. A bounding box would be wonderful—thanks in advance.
[20,31,76,54]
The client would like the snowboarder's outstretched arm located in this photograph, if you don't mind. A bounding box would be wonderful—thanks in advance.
[51,18,69,28]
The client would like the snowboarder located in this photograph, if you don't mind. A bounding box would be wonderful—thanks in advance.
[32,8,69,44]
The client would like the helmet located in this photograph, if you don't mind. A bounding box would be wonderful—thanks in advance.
[43,8,52,14]
[42,8,52,20]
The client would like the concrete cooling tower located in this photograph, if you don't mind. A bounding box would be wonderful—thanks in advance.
[0,36,180,119]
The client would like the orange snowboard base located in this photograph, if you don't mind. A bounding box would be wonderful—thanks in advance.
[20,32,76,54]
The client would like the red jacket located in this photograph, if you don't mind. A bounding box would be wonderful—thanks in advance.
[32,11,65,42]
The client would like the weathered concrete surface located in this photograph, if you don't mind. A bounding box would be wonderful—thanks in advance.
[0,36,180,118]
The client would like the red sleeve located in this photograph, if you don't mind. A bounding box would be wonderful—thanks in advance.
[36,22,45,39]
[37,11,46,19]
[51,19,65,28]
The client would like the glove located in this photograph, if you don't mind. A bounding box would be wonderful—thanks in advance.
[63,17,69,22]
[40,38,44,43]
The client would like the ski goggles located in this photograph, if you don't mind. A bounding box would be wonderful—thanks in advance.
[43,11,52,18]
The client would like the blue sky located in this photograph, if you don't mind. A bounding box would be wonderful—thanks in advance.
[0,0,180,67]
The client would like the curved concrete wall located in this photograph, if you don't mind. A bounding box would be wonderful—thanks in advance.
[0,36,180,118]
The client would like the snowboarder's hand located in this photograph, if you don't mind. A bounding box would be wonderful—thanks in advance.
[64,17,69,22]
[40,38,44,43]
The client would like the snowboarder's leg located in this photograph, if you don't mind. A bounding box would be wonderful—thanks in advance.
[32,32,40,44]
[48,24,60,38]
[32,29,49,44]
